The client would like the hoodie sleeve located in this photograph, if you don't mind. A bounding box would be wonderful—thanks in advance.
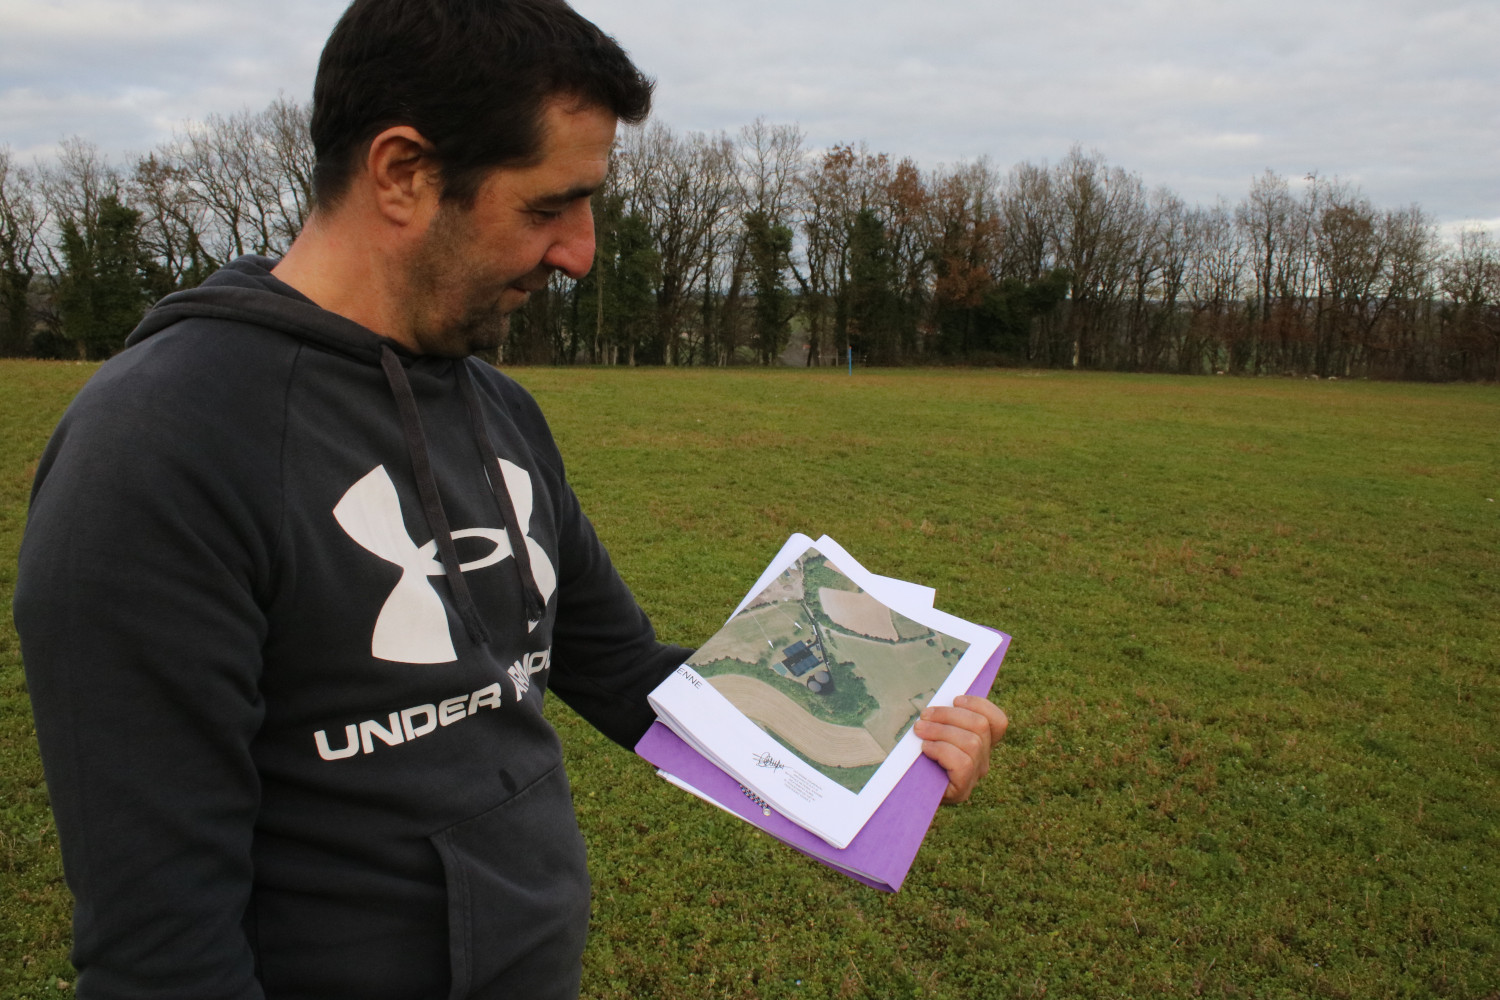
[14,345,283,1000]
[483,372,692,748]
[545,478,694,748]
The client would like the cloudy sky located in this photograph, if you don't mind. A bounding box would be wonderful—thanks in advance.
[3,0,1496,231]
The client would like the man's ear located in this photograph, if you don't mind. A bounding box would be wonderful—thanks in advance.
[366,126,442,226]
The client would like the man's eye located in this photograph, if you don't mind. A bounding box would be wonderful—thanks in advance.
[532,209,563,221]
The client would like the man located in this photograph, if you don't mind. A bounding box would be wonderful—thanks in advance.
[15,1,1008,997]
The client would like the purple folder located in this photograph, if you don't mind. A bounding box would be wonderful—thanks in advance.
[635,631,1009,892]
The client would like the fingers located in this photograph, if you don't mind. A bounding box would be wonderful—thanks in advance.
[913,697,1008,805]
[919,733,983,804]
[955,694,1009,744]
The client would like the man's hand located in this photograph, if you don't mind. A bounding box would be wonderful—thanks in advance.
[913,695,1009,804]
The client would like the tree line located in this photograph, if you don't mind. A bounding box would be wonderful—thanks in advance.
[3,99,1497,379]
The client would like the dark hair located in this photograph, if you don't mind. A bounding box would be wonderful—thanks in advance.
[311,0,653,208]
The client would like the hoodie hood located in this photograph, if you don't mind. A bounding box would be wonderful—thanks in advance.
[126,255,394,365]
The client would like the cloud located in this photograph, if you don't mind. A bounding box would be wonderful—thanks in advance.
[1,0,339,158]
[3,0,1496,224]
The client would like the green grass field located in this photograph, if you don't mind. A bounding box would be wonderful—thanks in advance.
[3,362,1497,998]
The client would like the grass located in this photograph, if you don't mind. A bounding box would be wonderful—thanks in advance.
[2,362,98,995]
[3,362,1498,998]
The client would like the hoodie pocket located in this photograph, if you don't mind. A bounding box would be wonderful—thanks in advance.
[430,762,590,1000]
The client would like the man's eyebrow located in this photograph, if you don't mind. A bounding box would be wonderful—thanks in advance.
[526,184,600,210]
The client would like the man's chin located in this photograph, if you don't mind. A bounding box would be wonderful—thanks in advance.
[417,307,509,359]
[464,313,510,357]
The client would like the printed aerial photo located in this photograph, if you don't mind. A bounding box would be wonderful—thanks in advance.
[686,551,969,792]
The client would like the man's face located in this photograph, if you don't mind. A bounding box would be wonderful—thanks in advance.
[402,99,617,357]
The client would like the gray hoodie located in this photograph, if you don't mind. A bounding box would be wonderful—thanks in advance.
[15,256,690,999]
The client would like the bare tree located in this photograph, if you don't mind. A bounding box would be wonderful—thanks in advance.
[794,147,852,366]
[1372,204,1437,377]
[130,153,217,295]
[1235,170,1299,371]
[30,139,125,349]
[736,118,805,226]
[727,119,805,365]
[998,161,1054,283]
[621,123,738,364]
[1051,147,1146,368]
[37,138,118,224]
[171,112,260,260]
[1439,228,1500,379]
[0,147,48,354]
[259,96,316,246]
[1123,188,1188,372]
[11,99,1495,377]
[1182,199,1246,373]
[170,102,310,262]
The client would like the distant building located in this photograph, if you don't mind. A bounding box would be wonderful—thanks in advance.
[780,640,820,678]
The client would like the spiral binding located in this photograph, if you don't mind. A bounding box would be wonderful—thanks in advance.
[740,785,773,816]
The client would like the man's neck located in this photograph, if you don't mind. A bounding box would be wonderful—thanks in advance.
[272,212,411,344]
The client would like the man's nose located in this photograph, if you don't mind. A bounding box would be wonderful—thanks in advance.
[543,203,596,280]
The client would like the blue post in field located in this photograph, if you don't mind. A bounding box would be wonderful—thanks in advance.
[847,346,852,375]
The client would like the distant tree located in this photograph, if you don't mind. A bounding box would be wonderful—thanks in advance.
[1237,170,1293,356]
[35,139,131,356]
[742,208,794,364]
[37,137,118,245]
[0,147,47,356]
[1051,147,1146,369]
[607,213,660,360]
[1234,169,1320,373]
[165,99,314,263]
[1182,200,1246,373]
[795,145,893,365]
[1377,205,1437,378]
[846,208,898,363]
[1439,228,1500,380]
[56,195,152,358]
[794,146,859,366]
[573,194,658,365]
[130,153,218,298]
[617,123,737,364]
[878,158,930,359]
[997,161,1067,362]
[1313,186,1385,376]
[998,161,1055,283]
[260,97,316,246]
[977,270,1071,363]
[929,160,1002,357]
[10,103,1493,379]
[1122,189,1188,372]
[725,119,804,366]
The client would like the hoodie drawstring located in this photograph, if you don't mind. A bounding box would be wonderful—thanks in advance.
[379,345,491,648]
[456,364,548,625]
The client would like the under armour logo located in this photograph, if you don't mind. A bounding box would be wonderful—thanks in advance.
[507,649,551,700]
[333,460,557,663]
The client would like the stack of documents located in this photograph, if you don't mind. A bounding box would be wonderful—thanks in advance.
[638,534,1009,891]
